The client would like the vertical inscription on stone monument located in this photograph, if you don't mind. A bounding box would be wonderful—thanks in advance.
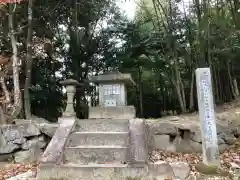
[196,68,220,166]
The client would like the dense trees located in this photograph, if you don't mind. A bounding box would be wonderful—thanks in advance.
[0,0,240,121]
[117,0,240,117]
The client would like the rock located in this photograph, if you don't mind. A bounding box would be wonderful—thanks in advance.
[18,123,41,137]
[0,154,13,162]
[21,136,46,150]
[217,137,225,145]
[190,140,202,153]
[152,122,177,135]
[0,143,19,154]
[219,132,236,145]
[1,124,41,140]
[37,123,58,137]
[232,127,240,137]
[6,170,35,180]
[191,132,202,143]
[174,138,193,153]
[219,144,228,153]
[14,148,42,163]
[170,162,191,180]
[1,125,24,142]
[216,122,229,134]
[174,138,202,153]
[11,138,26,145]
[148,160,175,178]
[153,135,176,152]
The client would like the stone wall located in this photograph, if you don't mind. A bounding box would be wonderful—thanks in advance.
[1,112,238,164]
[0,120,57,163]
[147,115,239,154]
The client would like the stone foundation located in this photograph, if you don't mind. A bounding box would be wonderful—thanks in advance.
[147,117,238,153]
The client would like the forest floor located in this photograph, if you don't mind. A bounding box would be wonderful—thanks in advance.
[0,101,240,180]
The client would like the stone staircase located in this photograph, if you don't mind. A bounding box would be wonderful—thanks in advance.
[64,119,129,165]
[37,118,151,180]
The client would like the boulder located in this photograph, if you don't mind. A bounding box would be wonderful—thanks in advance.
[219,132,236,145]
[14,147,43,163]
[0,143,19,154]
[147,116,237,154]
[218,144,228,153]
[217,137,225,145]
[0,154,13,162]
[150,122,177,136]
[21,136,47,150]
[1,124,40,140]
[174,138,202,153]
[37,123,58,137]
[1,125,24,142]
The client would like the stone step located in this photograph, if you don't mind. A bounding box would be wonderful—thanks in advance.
[67,132,129,146]
[64,146,128,164]
[75,119,129,132]
[37,163,148,180]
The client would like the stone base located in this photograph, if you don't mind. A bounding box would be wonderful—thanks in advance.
[37,163,175,180]
[88,106,136,119]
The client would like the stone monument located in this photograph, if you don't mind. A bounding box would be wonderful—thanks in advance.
[196,68,220,167]
[88,71,136,119]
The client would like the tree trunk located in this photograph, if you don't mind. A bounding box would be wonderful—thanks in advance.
[8,5,22,120]
[179,74,186,110]
[227,61,236,99]
[174,64,186,113]
[138,66,143,118]
[189,71,195,110]
[174,80,186,113]
[24,0,33,119]
[213,65,220,103]
[233,78,239,97]
[217,69,223,102]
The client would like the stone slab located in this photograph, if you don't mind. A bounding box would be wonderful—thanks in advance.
[64,146,128,164]
[88,106,136,119]
[37,163,175,180]
[129,118,148,164]
[40,117,76,164]
[76,119,129,132]
[67,132,129,146]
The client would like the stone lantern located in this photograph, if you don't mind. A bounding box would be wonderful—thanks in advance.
[59,79,80,118]
[88,72,136,119]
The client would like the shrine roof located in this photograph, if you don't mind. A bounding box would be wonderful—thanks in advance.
[88,72,135,85]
